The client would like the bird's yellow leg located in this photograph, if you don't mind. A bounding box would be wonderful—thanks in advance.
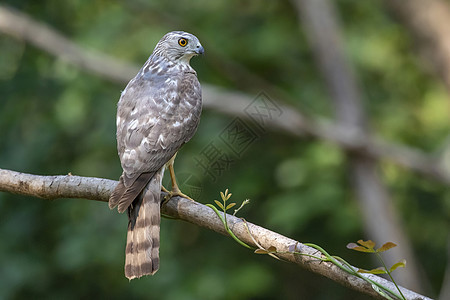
[163,153,194,201]
[161,185,170,193]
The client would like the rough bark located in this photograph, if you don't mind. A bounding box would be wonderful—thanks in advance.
[0,168,432,300]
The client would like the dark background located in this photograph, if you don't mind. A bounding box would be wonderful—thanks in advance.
[0,1,449,299]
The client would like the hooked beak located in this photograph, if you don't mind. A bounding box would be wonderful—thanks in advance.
[195,45,205,55]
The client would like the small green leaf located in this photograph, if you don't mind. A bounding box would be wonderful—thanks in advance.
[358,267,387,275]
[220,192,226,201]
[347,243,375,253]
[389,259,406,272]
[214,200,224,210]
[376,242,397,253]
[226,202,236,210]
[357,240,376,251]
[226,193,232,200]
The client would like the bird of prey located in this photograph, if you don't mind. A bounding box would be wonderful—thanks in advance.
[109,31,204,280]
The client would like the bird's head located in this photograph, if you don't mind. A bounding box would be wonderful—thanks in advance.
[153,31,204,64]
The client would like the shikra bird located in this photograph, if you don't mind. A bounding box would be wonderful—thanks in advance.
[109,31,204,280]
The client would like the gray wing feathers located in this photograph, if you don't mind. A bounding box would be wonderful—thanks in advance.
[116,71,201,180]
[110,71,200,215]
[109,51,202,279]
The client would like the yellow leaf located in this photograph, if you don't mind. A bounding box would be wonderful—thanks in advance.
[347,243,374,253]
[214,200,224,210]
[226,202,236,210]
[358,267,387,275]
[255,246,277,254]
[357,240,376,251]
[376,242,397,253]
[389,259,406,272]
[267,246,277,253]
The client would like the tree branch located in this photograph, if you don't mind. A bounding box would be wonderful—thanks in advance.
[0,4,448,185]
[0,168,431,300]
[0,168,113,201]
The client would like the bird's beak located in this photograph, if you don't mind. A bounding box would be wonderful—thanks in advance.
[195,45,205,55]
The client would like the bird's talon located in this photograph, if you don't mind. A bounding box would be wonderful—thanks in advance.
[163,188,194,202]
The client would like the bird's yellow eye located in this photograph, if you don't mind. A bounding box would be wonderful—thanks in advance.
[178,38,188,47]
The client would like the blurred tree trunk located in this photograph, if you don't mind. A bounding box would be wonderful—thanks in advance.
[293,0,425,291]
[385,0,450,96]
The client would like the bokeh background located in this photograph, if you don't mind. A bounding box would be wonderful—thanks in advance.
[0,1,449,299]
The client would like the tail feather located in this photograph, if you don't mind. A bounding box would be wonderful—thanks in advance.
[124,169,163,279]
[109,172,155,213]
[109,175,126,210]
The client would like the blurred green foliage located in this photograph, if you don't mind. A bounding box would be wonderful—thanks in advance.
[0,1,448,299]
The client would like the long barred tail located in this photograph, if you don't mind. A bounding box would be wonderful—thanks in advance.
[124,169,163,279]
